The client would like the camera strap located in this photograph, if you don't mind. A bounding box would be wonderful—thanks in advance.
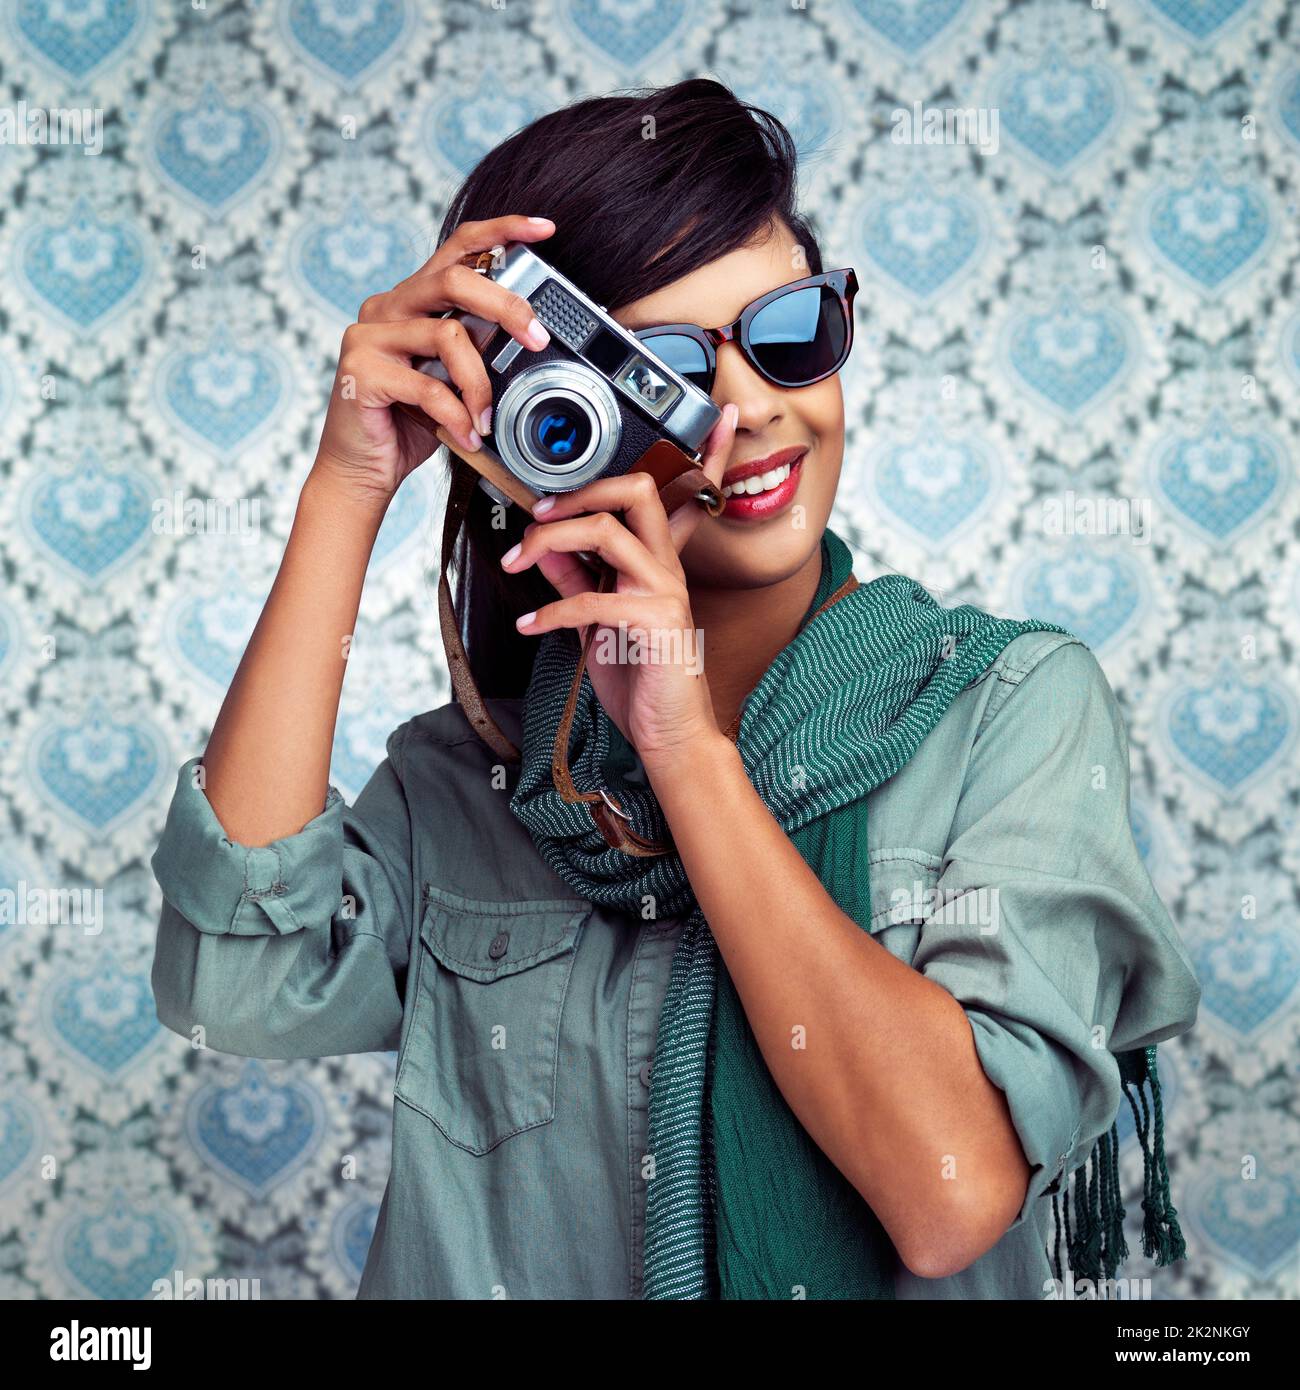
[436,455,521,763]
[436,440,728,855]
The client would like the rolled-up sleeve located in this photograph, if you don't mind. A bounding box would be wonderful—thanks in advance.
[914,640,1200,1232]
[149,722,415,1059]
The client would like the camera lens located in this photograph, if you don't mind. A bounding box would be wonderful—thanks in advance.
[494,362,622,491]
[527,401,592,462]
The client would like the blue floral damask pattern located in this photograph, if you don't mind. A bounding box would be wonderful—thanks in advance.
[0,0,1296,1300]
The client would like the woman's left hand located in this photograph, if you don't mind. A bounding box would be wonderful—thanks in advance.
[501,402,738,772]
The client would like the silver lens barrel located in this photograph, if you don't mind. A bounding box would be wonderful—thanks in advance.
[493,362,622,491]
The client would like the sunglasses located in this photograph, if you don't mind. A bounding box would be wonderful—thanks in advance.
[631,267,858,394]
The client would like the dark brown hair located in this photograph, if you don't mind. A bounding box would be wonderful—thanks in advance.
[438,77,821,700]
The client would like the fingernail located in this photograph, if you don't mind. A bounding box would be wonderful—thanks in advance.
[478,407,492,436]
[526,318,550,350]
[724,403,739,428]
[500,542,521,568]
[526,216,554,226]
[466,428,482,451]
[516,610,536,629]
[532,495,555,515]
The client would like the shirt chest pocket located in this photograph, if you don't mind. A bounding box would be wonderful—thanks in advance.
[394,886,590,1155]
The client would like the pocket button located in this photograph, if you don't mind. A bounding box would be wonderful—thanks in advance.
[488,931,510,960]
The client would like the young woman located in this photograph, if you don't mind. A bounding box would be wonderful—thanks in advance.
[150,79,1201,1300]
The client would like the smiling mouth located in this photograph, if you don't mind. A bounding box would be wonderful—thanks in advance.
[719,447,807,518]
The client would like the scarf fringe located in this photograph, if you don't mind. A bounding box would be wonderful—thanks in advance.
[1050,1045,1187,1287]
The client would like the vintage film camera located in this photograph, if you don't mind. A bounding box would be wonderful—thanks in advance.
[408,241,722,510]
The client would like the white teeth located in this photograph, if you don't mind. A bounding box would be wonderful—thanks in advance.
[722,461,792,499]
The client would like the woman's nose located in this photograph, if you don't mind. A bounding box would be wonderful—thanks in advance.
[712,343,783,433]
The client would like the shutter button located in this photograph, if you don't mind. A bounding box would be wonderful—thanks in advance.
[639,1060,653,1088]
[488,931,509,960]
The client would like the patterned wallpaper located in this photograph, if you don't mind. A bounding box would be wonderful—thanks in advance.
[0,0,1297,1300]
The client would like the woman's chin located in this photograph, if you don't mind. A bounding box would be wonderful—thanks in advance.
[682,524,828,592]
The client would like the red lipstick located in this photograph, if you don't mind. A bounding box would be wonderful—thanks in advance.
[720,446,807,521]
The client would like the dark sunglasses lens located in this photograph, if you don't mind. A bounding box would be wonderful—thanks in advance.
[640,332,712,391]
[749,285,848,386]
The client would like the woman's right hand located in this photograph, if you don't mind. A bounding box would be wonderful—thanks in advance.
[310,213,557,506]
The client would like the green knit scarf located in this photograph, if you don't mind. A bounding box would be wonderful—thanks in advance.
[509,527,1185,1298]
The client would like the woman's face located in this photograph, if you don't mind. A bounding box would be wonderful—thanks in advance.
[611,220,844,592]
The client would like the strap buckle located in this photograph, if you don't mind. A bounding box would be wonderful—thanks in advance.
[589,789,672,857]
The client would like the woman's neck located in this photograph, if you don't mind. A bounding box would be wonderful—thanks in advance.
[688,541,825,732]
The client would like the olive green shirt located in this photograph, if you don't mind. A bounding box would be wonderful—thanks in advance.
[149,632,1201,1300]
